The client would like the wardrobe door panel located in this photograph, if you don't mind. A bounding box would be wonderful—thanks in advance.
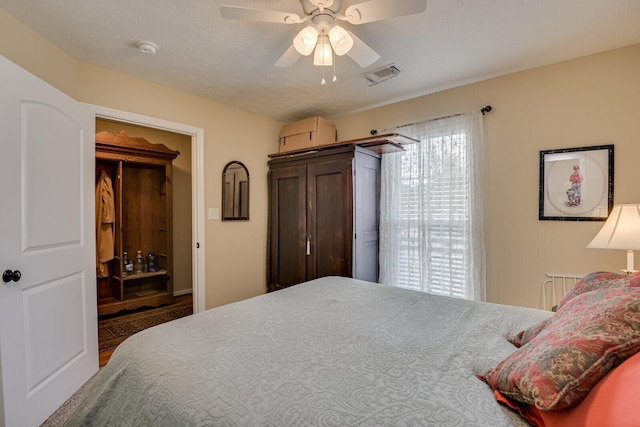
[353,151,381,282]
[307,158,352,280]
[268,165,306,291]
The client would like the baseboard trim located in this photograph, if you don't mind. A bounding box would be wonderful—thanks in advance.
[173,289,193,297]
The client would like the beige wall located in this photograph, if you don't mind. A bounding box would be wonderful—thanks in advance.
[4,8,640,310]
[1,10,282,309]
[332,43,640,308]
[95,120,193,296]
[0,9,78,97]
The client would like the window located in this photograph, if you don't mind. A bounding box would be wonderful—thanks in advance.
[379,111,486,301]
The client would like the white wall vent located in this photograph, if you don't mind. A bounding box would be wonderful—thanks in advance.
[365,64,401,86]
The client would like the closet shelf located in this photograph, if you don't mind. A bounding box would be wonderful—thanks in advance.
[122,270,168,281]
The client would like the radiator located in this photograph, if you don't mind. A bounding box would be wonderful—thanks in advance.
[541,274,583,311]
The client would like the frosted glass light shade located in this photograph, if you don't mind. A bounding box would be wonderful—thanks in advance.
[293,26,318,56]
[313,38,333,66]
[328,25,353,56]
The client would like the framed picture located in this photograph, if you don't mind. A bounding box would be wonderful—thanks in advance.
[539,145,614,221]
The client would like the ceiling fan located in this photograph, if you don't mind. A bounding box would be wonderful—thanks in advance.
[220,0,428,69]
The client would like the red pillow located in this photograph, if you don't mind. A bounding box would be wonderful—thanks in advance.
[496,350,640,427]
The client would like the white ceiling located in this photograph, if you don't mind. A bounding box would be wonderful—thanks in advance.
[2,0,640,123]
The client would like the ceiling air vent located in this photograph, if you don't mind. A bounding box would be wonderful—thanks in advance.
[365,64,401,86]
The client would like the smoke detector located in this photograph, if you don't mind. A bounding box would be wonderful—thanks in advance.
[137,41,158,55]
[365,63,401,86]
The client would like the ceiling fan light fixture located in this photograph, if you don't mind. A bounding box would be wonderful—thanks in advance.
[328,25,353,56]
[293,26,319,56]
[313,36,333,66]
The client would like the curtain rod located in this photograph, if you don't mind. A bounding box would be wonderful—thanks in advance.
[377,105,492,135]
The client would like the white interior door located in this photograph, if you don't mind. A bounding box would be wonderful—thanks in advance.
[0,56,98,426]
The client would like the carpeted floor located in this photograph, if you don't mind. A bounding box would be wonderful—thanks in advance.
[40,370,100,427]
[41,296,193,426]
[99,296,193,353]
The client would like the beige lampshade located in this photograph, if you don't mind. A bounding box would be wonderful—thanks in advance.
[587,204,640,273]
[587,204,640,250]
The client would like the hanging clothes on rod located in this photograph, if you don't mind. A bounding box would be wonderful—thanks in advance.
[95,169,115,278]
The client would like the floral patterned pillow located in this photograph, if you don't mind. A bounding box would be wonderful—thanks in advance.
[479,285,640,410]
[509,271,640,348]
[556,271,637,309]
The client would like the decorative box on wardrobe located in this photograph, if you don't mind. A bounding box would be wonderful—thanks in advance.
[278,116,337,153]
[95,130,179,315]
[267,145,381,292]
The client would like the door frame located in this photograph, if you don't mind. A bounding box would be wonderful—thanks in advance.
[85,104,206,313]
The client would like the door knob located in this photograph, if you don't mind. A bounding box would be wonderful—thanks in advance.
[2,270,21,283]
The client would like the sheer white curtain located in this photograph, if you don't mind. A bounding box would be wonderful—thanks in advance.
[379,110,486,301]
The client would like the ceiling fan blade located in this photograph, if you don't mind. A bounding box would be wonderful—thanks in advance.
[344,0,427,25]
[274,45,302,67]
[345,31,380,67]
[220,5,302,24]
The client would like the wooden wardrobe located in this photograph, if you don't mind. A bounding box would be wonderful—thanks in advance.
[95,131,179,315]
[267,145,381,292]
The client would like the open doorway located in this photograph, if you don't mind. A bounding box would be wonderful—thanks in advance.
[88,104,206,313]
[95,120,195,365]
[87,104,206,365]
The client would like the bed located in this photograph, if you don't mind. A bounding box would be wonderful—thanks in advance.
[65,275,640,426]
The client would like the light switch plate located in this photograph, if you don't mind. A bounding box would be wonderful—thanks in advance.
[208,208,220,220]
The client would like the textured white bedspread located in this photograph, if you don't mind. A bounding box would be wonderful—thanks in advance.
[66,277,550,426]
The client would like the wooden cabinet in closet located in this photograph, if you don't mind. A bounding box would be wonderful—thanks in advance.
[95,130,179,315]
[267,145,381,292]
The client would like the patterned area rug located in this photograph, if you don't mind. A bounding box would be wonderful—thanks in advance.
[99,299,193,353]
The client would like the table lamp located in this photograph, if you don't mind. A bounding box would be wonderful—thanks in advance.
[587,204,640,274]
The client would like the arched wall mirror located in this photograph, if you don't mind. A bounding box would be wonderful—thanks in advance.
[222,161,249,221]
